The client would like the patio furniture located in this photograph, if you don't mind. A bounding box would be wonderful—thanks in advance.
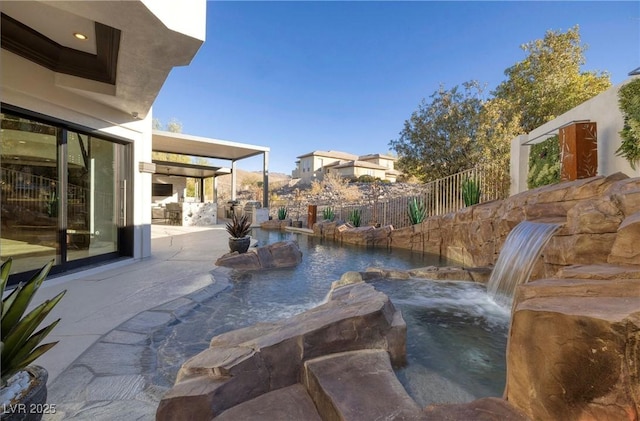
[166,203,182,225]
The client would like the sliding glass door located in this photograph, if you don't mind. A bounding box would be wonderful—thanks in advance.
[1,110,128,280]
[1,115,60,274]
[66,133,120,262]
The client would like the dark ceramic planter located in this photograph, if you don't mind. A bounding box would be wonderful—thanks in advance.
[228,236,250,254]
[1,366,48,421]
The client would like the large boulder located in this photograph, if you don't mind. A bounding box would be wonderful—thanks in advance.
[609,211,640,265]
[424,397,531,421]
[303,350,424,421]
[260,219,291,230]
[213,384,322,421]
[215,240,302,270]
[156,281,406,420]
[506,277,640,421]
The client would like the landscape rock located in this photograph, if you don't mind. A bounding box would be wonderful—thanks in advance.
[215,240,302,270]
[156,282,406,420]
[362,266,491,284]
[162,174,640,421]
[313,175,640,279]
[424,397,531,421]
[214,384,322,421]
[557,263,640,279]
[303,350,424,421]
[507,288,640,421]
[259,219,291,230]
[609,211,640,265]
[330,271,363,289]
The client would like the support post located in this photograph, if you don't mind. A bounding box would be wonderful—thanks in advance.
[231,160,237,201]
[263,151,270,208]
[510,134,530,195]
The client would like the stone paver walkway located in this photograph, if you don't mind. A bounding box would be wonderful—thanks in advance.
[35,224,232,420]
[45,279,230,420]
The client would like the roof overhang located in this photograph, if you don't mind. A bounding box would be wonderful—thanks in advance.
[0,0,206,119]
[524,120,591,145]
[153,130,270,161]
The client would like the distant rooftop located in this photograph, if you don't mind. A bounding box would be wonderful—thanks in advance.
[332,160,389,170]
[358,153,397,161]
[296,150,359,160]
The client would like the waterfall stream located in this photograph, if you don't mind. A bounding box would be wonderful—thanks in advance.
[486,221,560,306]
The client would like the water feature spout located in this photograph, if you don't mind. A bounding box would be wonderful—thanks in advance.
[486,221,560,307]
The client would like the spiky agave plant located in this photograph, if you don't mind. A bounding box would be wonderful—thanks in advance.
[1,259,66,386]
[408,197,427,225]
[462,178,481,206]
[225,213,252,238]
[322,206,335,221]
[277,206,288,221]
[348,209,362,227]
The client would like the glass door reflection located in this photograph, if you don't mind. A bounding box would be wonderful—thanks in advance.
[66,133,119,261]
[0,114,60,274]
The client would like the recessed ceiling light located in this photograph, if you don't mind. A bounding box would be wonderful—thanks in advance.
[73,32,88,40]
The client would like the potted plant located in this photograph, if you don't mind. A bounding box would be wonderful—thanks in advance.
[225,213,252,254]
[1,259,66,421]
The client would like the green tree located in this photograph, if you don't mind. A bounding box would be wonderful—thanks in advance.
[476,96,521,169]
[492,25,610,134]
[151,118,200,198]
[392,26,611,184]
[389,81,485,182]
[152,118,186,162]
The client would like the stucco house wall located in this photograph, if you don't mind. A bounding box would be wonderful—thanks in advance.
[294,151,399,182]
[329,164,387,180]
[359,154,396,169]
[294,151,359,181]
[510,77,640,195]
[1,0,205,277]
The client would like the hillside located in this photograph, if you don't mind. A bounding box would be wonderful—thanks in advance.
[215,169,291,202]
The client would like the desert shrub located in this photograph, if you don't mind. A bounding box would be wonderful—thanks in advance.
[357,174,376,183]
[310,179,323,195]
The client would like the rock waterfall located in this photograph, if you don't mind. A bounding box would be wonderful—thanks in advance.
[486,221,560,306]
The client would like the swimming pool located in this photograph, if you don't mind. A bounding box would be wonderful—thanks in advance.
[153,229,509,407]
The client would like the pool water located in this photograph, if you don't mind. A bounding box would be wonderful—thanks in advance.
[371,278,509,405]
[154,229,510,406]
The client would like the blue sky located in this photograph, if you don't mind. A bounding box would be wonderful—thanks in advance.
[152,1,640,175]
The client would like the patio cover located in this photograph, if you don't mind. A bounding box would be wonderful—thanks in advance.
[152,130,270,206]
[152,160,230,178]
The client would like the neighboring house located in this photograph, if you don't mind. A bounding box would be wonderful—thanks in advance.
[292,150,400,182]
[358,154,402,182]
[293,150,358,180]
[510,74,640,195]
[0,1,206,283]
